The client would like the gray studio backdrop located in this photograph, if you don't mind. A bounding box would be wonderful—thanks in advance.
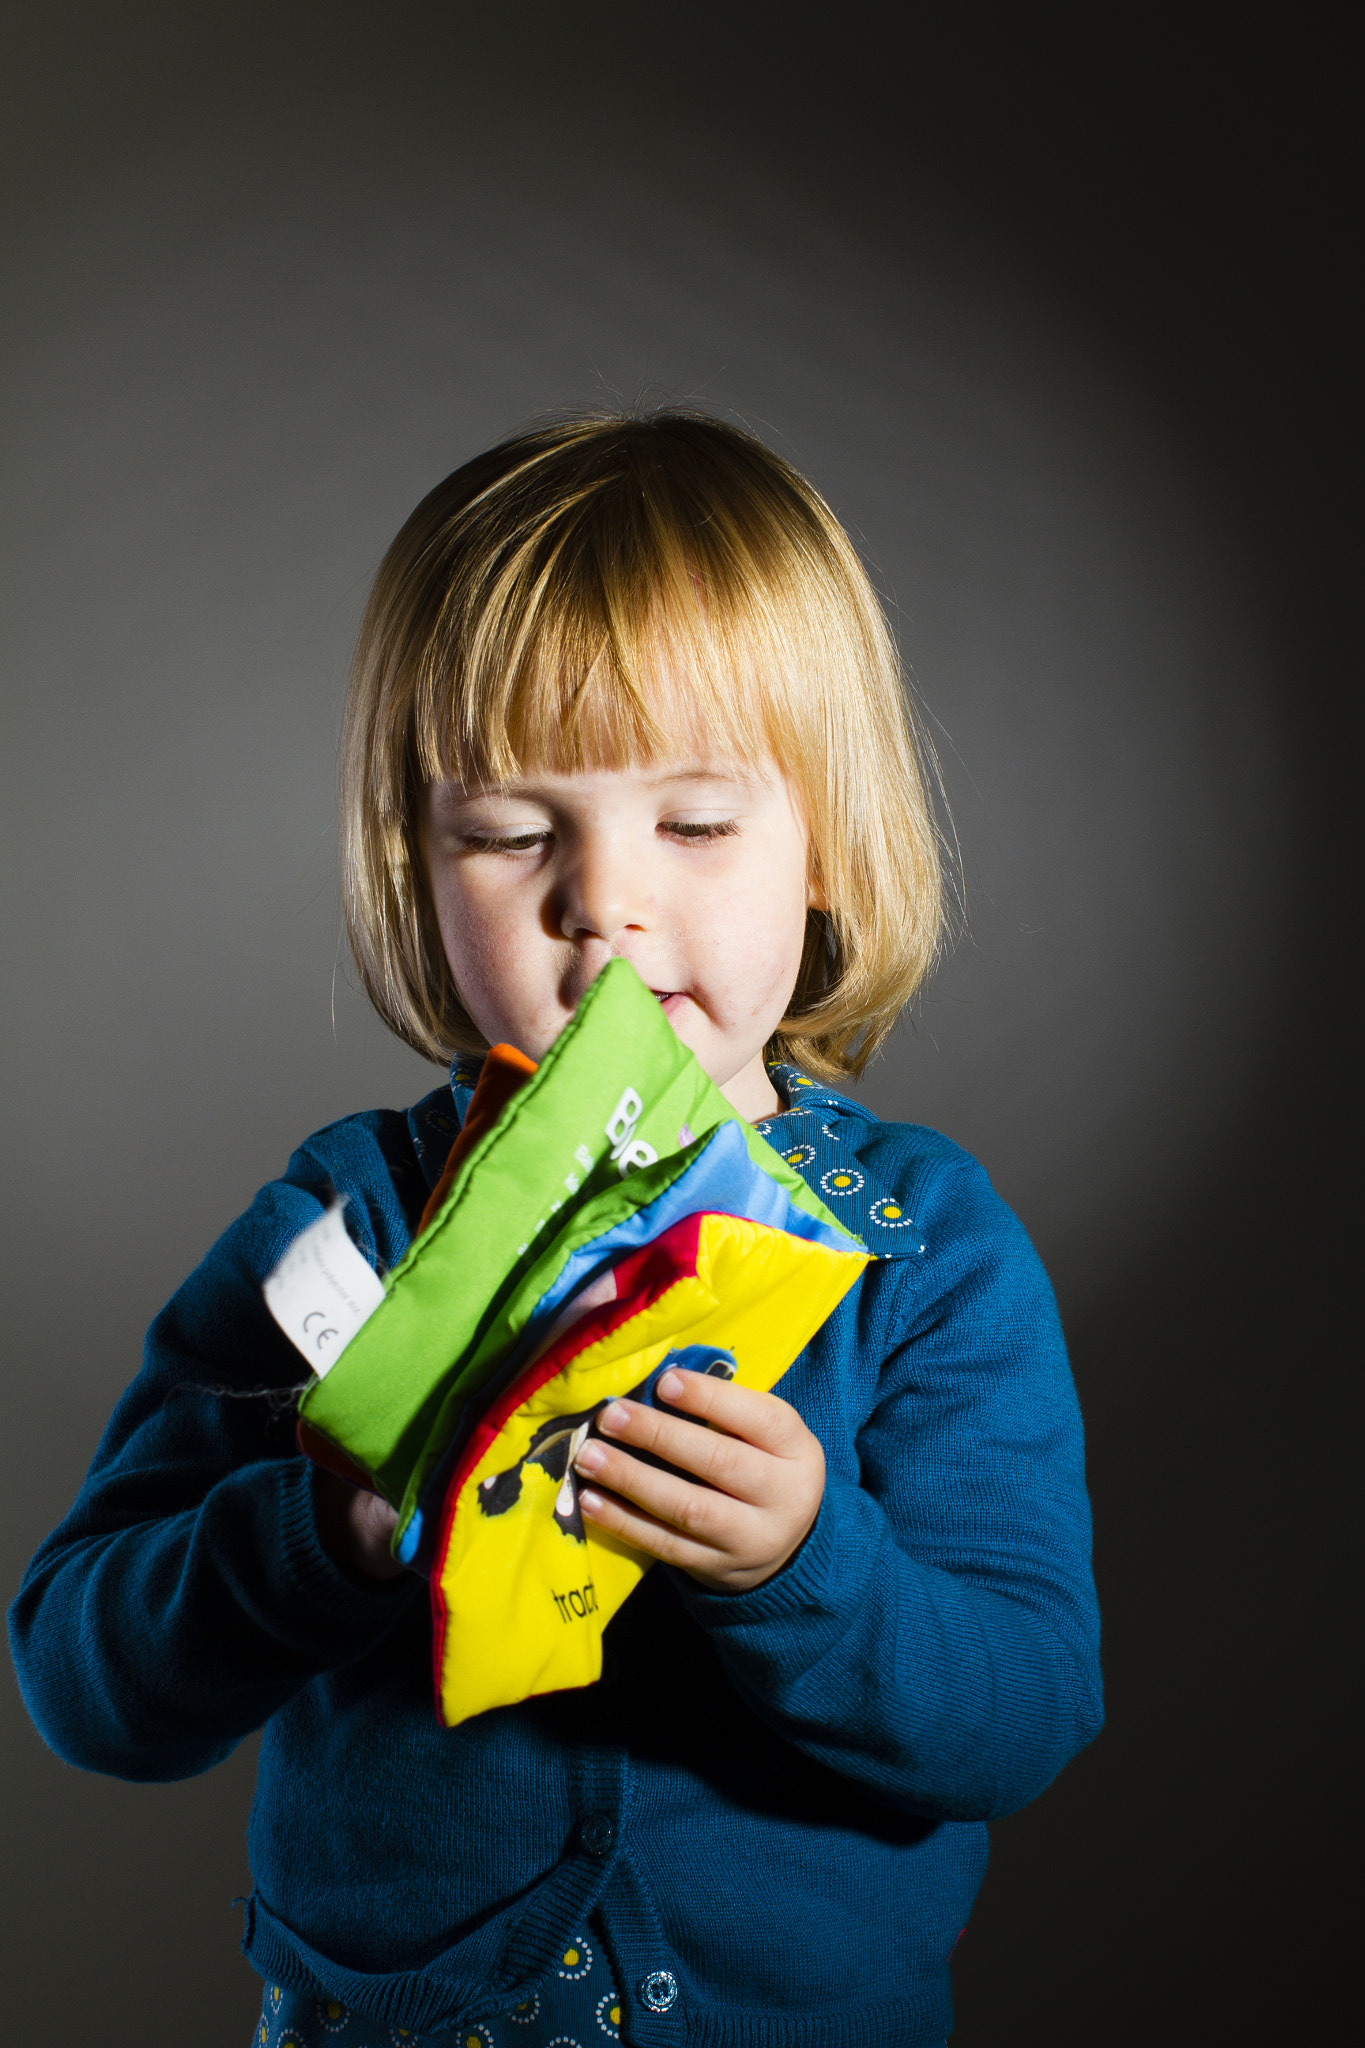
[2,11,1286,2041]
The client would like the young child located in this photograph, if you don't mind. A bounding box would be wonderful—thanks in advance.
[9,412,1103,2047]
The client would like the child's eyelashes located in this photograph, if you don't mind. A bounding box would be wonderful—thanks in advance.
[460,819,740,853]
[660,818,740,841]
[463,831,548,853]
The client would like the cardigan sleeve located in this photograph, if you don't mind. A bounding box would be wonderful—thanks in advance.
[6,1113,424,1782]
[674,1144,1104,1822]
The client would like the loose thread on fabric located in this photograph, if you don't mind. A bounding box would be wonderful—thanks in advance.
[166,1380,311,1419]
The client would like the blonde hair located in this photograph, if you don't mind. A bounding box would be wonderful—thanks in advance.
[341,410,948,1082]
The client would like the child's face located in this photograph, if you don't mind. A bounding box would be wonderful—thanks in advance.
[420,756,822,1121]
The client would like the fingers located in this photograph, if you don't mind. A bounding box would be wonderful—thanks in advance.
[579,1381,791,1508]
[348,1488,406,1580]
[649,1367,810,1454]
[573,1475,734,1578]
[569,1370,826,1590]
[574,1429,741,1543]
[356,1488,400,1546]
[314,1471,406,1582]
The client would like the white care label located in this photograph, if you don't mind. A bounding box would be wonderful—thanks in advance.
[263,1201,385,1376]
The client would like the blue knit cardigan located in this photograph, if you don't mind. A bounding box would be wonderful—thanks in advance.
[8,1067,1102,2047]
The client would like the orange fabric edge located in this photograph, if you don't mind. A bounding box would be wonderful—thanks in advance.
[417,1044,539,1237]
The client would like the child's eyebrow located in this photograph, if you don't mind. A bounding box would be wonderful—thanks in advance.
[634,765,763,791]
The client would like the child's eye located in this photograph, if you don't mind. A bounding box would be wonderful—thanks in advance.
[465,831,549,853]
[661,819,740,842]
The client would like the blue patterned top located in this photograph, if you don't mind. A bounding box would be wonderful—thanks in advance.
[9,1063,1101,2046]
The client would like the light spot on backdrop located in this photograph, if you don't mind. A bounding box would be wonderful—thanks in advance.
[1,77,1285,1382]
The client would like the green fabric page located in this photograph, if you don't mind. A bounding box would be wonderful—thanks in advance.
[298,960,861,1508]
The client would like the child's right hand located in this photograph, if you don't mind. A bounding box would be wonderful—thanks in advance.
[314,1470,406,1583]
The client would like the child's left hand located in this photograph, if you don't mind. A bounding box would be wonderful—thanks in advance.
[572,1368,826,1591]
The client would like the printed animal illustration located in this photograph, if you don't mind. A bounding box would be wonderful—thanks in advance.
[477,1346,738,1538]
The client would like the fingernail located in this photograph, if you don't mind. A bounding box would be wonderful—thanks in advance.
[578,1488,603,1514]
[657,1370,683,1400]
[599,1401,629,1433]
[574,1439,605,1473]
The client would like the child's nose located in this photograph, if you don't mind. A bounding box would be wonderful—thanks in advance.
[557,836,648,943]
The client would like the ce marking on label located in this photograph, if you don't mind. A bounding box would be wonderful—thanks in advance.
[302,1311,340,1352]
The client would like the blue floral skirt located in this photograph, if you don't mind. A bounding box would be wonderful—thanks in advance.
[252,1926,624,2047]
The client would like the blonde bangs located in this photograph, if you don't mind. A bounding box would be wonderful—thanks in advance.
[341,411,950,1080]
[408,447,821,788]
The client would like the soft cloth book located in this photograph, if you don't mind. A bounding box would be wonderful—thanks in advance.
[268,960,869,1723]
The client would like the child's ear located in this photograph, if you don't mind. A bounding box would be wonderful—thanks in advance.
[806,870,829,912]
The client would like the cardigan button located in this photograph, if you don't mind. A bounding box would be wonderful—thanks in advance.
[639,1969,678,2012]
[579,1809,616,1857]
